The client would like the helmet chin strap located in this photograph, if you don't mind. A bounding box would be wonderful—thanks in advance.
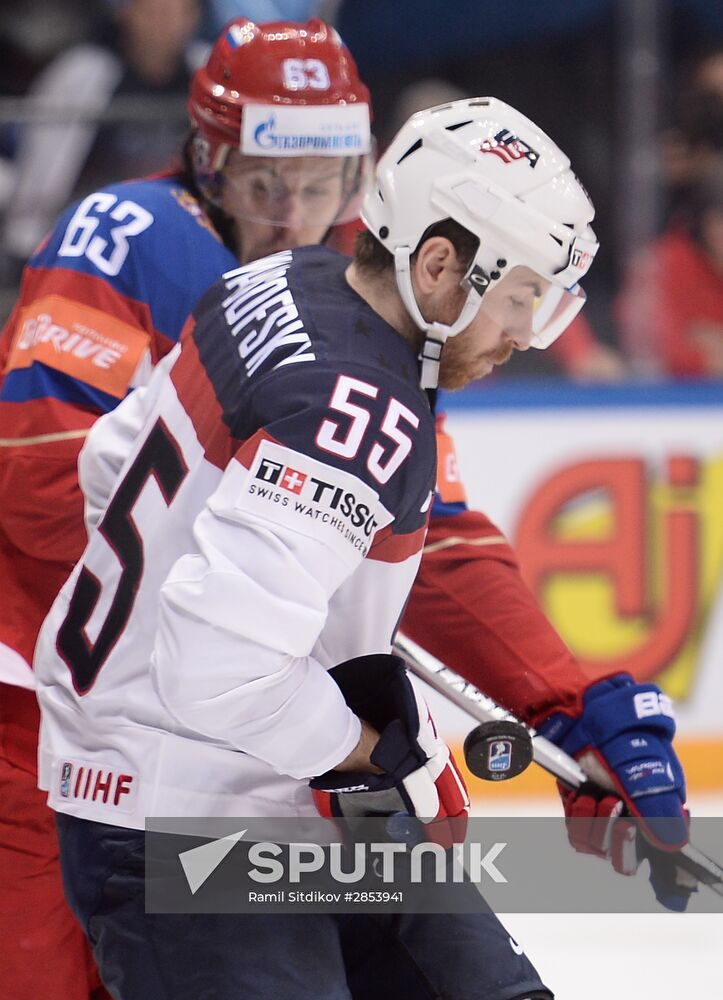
[393,247,485,389]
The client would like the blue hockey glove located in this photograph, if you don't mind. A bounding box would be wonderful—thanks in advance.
[539,673,695,911]
[310,654,469,847]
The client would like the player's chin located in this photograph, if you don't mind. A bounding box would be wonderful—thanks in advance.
[262,237,301,257]
[438,362,491,390]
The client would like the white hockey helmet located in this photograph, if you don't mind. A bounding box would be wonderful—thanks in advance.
[361,97,598,386]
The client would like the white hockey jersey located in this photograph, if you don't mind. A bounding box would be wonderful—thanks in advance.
[35,246,436,828]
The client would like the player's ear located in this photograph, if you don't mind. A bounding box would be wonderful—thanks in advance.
[413,236,458,293]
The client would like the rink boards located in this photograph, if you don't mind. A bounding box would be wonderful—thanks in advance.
[435,380,723,796]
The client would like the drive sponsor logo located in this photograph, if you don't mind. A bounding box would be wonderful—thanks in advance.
[479,128,540,168]
[53,758,138,812]
[17,313,125,367]
[6,294,150,398]
[239,439,393,560]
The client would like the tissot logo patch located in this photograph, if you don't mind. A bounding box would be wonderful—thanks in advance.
[256,459,307,495]
[238,440,393,562]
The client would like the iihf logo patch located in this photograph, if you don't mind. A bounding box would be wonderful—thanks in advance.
[488,740,512,773]
[60,762,73,798]
[255,458,307,495]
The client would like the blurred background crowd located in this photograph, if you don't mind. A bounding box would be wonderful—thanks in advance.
[1,0,722,382]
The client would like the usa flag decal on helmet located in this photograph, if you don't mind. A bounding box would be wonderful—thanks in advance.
[480,129,540,168]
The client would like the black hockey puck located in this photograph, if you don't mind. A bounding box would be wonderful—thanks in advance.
[463,720,534,781]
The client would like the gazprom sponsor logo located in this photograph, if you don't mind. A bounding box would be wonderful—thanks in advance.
[253,114,365,153]
[241,103,371,158]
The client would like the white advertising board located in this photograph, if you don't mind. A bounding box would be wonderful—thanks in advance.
[441,381,723,742]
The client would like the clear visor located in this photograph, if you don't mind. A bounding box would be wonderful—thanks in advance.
[464,265,586,349]
[218,151,374,229]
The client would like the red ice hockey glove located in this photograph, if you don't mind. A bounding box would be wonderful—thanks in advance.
[310,654,469,847]
[539,674,695,912]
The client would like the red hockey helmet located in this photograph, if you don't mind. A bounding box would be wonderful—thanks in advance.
[188,18,372,224]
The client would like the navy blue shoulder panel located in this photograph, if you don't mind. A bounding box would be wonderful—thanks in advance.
[189,246,435,533]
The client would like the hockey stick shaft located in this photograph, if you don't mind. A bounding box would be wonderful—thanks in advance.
[393,631,723,896]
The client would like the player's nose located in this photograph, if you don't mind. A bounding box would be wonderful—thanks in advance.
[503,316,534,351]
[276,194,306,230]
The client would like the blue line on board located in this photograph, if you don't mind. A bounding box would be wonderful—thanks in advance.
[442,379,723,411]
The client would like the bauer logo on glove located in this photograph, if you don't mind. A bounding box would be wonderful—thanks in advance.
[540,673,695,912]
